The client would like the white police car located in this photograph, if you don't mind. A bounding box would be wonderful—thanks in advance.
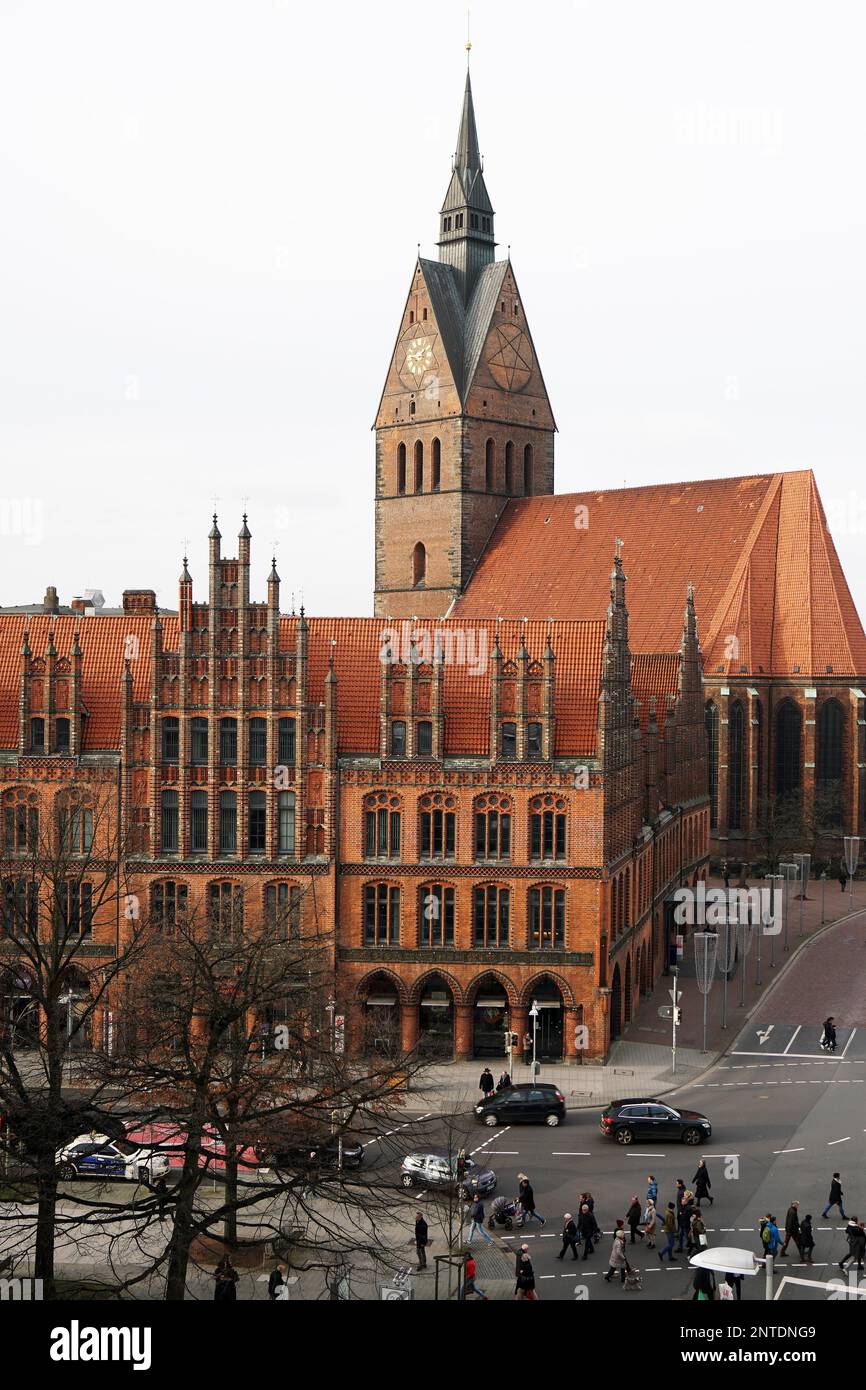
[56,1134,170,1184]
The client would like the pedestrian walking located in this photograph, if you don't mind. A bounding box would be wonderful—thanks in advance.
[821,1017,838,1053]
[414,1211,430,1269]
[479,1066,495,1100]
[780,1202,801,1257]
[153,1175,170,1221]
[557,1213,580,1261]
[497,1069,512,1091]
[267,1262,287,1300]
[462,1252,488,1300]
[213,1256,239,1302]
[724,1272,744,1301]
[515,1252,538,1300]
[840,863,849,893]
[646,1174,658,1205]
[689,1206,707,1256]
[692,1266,717,1302]
[823,1172,847,1220]
[604,1230,630,1286]
[643,1198,658,1248]
[722,859,730,889]
[626,1196,643,1244]
[659,1203,679,1262]
[578,1203,599,1259]
[693,1158,713,1206]
[677,1189,695,1253]
[517,1174,546,1227]
[467,1196,493,1245]
[514,1242,529,1277]
[456,1147,468,1184]
[522,1031,532,1066]
[760,1214,781,1257]
[800,1215,815,1264]
[838,1217,866,1274]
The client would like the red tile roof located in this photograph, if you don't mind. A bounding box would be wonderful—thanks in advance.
[454,471,866,679]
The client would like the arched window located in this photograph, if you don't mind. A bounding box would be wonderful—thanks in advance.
[414,440,424,493]
[363,792,401,858]
[431,438,441,492]
[152,880,187,933]
[754,700,763,814]
[420,791,457,859]
[419,883,455,946]
[397,442,406,495]
[775,701,802,801]
[208,881,243,938]
[472,884,510,947]
[728,701,745,830]
[2,789,39,853]
[529,795,567,861]
[528,885,565,948]
[364,883,400,945]
[817,699,844,824]
[485,438,495,491]
[705,701,719,829]
[412,541,426,587]
[474,794,511,861]
[265,881,301,936]
[523,444,533,494]
[505,441,514,491]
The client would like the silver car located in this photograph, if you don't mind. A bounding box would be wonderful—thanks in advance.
[400,1151,496,1197]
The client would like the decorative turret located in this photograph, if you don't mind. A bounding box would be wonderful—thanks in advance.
[437,68,496,303]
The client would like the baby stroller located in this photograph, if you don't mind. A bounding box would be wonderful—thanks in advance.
[488,1196,524,1230]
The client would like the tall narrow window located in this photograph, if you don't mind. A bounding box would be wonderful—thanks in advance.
[523,444,533,494]
[153,880,187,933]
[728,701,745,830]
[190,790,208,853]
[363,793,400,858]
[390,721,406,757]
[417,720,433,757]
[474,796,511,860]
[414,440,424,493]
[397,442,406,495]
[162,717,179,763]
[56,718,70,754]
[500,723,517,760]
[419,884,455,946]
[755,700,764,814]
[412,542,426,587]
[30,718,45,753]
[248,718,267,767]
[219,717,237,766]
[219,791,237,854]
[431,438,441,491]
[705,701,719,829]
[485,438,495,491]
[419,793,456,859]
[249,791,266,854]
[817,699,844,825]
[775,701,802,801]
[208,881,243,938]
[278,717,296,765]
[191,717,208,765]
[161,790,179,853]
[505,441,514,491]
[278,792,295,855]
[265,882,301,936]
[527,722,543,758]
[364,884,400,945]
[473,885,510,947]
[528,886,565,948]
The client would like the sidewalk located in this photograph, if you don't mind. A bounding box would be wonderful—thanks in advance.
[409,876,866,1112]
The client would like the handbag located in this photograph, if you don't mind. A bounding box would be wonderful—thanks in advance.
[719,1282,735,1301]
[699,1233,708,1247]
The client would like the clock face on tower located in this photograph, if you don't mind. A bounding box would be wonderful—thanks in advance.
[399,327,439,391]
[487,322,534,392]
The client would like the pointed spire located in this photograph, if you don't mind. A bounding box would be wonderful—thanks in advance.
[209,514,221,540]
[46,630,57,658]
[21,629,31,658]
[239,513,251,540]
[454,70,482,184]
[180,555,191,584]
[438,68,495,303]
[270,555,280,583]
[72,629,82,657]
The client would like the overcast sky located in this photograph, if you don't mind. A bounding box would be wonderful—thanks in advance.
[1,0,865,623]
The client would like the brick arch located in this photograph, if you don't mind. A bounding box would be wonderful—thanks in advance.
[518,971,576,1009]
[354,967,408,1007]
[407,968,464,1007]
[465,970,519,1010]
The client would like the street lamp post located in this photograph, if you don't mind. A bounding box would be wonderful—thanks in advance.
[844,837,861,912]
[793,853,811,937]
[694,932,718,1054]
[529,1001,539,1077]
[821,870,827,925]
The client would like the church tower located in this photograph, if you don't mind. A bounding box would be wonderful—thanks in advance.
[373,66,557,620]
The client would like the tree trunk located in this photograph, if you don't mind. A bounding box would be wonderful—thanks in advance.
[34,1161,58,1295]
[164,1119,207,1302]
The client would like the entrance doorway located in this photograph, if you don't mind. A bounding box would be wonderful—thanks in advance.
[527,978,564,1060]
[362,975,401,1057]
[472,978,509,1058]
[418,976,454,1058]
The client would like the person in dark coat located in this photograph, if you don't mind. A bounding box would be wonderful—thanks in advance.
[780,1201,801,1256]
[213,1256,239,1302]
[821,1018,838,1053]
[840,864,849,892]
[677,1190,695,1253]
[517,1174,546,1227]
[577,1203,599,1259]
[839,1217,866,1274]
[557,1213,579,1261]
[626,1197,643,1244]
[823,1172,847,1220]
[515,1251,538,1300]
[479,1067,495,1099]
[415,1211,429,1270]
[497,1070,512,1092]
[514,1242,530,1277]
[800,1215,815,1264]
[693,1266,716,1301]
[267,1262,287,1300]
[725,1272,744,1301]
[693,1159,713,1206]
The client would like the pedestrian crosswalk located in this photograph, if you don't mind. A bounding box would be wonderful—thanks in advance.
[731,1022,865,1060]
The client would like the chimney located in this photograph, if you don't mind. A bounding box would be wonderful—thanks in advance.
[43,586,59,614]
[71,597,87,614]
[122,590,157,614]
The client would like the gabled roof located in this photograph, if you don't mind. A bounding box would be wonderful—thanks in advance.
[453,470,866,679]
[418,258,468,398]
[463,261,511,398]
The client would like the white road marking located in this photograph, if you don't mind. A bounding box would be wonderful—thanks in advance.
[783,1025,802,1054]
[840,1027,858,1059]
[773,1148,805,1154]
[551,1152,591,1156]
[828,1136,851,1145]
[625,1153,666,1157]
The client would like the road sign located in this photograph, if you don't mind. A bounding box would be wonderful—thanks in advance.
[669,988,679,1002]
[658,1005,675,1019]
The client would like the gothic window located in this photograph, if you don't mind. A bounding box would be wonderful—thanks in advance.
[208,881,243,938]
[419,883,455,947]
[248,791,266,854]
[265,881,301,936]
[3,790,38,853]
[390,721,406,758]
[1,878,38,935]
[817,699,844,825]
[414,440,424,493]
[473,884,509,948]
[474,794,511,861]
[728,701,745,830]
[505,441,514,491]
[152,880,187,933]
[523,444,533,494]
[219,791,237,855]
[485,438,495,492]
[162,717,179,763]
[412,542,426,588]
[417,720,433,757]
[29,717,45,753]
[191,717,208,765]
[530,795,567,861]
[397,442,406,495]
[219,717,237,766]
[58,802,93,855]
[272,790,293,854]
[423,307,428,321]
[755,700,764,812]
[500,722,517,759]
[364,883,400,945]
[248,718,267,767]
[431,438,441,491]
[775,700,802,801]
[58,881,93,938]
[419,792,456,860]
[161,790,179,853]
[190,791,208,853]
[56,718,70,754]
[363,792,401,859]
[278,717,296,765]
[528,885,565,948]
[527,721,543,758]
[705,701,719,828]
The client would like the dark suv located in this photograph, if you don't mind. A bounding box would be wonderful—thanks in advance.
[475,1083,566,1127]
[599,1099,711,1146]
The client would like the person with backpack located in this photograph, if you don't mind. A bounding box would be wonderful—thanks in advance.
[780,1201,801,1257]
[693,1158,713,1206]
[800,1214,815,1264]
[659,1203,678,1262]
[760,1214,781,1257]
[823,1173,847,1220]
[626,1196,643,1244]
[646,1174,658,1205]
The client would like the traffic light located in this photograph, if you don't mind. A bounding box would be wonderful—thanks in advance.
[673,1008,682,1026]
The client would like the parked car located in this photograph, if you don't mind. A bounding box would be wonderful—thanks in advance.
[400,1152,496,1196]
[258,1134,364,1171]
[56,1134,170,1183]
[475,1082,566,1127]
[599,1099,712,1146]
